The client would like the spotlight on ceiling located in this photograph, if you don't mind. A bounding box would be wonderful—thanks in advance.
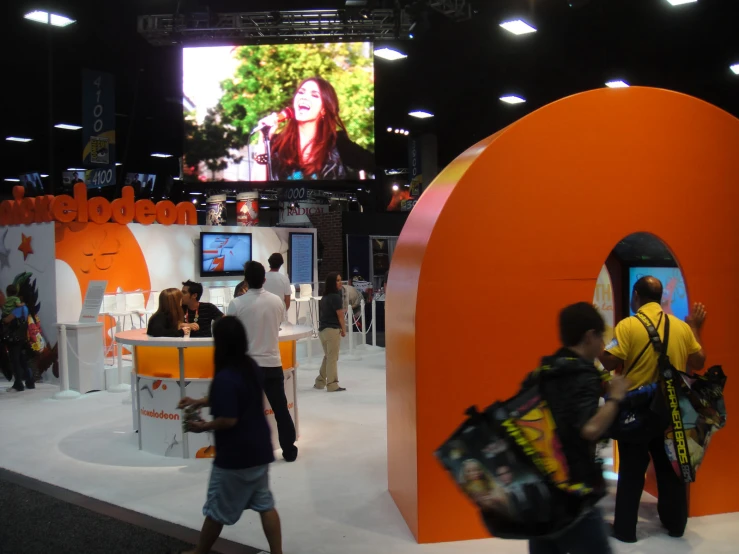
[665,0,698,6]
[374,48,407,61]
[387,127,393,132]
[500,20,537,35]
[730,63,739,75]
[605,80,629,88]
[392,184,399,191]
[24,10,76,27]
[409,110,433,119]
[500,95,526,104]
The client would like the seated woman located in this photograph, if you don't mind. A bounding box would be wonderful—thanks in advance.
[147,288,198,337]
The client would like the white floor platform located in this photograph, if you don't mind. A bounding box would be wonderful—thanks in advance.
[1,348,736,554]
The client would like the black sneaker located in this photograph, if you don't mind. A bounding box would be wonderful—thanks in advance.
[283,448,298,462]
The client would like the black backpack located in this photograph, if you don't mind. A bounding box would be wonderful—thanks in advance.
[435,359,607,540]
[1,314,28,346]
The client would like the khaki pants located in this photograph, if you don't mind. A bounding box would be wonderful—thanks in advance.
[316,328,341,391]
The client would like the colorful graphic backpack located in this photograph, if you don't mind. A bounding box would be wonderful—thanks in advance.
[435,360,607,540]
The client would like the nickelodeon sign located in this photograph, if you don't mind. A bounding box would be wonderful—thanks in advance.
[0,183,197,226]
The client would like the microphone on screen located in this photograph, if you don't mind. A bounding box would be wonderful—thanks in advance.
[251,107,294,135]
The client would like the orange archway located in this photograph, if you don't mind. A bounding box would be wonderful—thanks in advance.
[386,87,739,543]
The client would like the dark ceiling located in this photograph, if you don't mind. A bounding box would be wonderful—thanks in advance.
[2,0,738,196]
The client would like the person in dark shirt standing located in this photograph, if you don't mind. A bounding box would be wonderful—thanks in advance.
[177,316,283,554]
[181,280,223,338]
[314,272,347,392]
[527,302,628,554]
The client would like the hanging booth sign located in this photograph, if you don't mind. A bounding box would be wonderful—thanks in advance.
[278,201,328,226]
[82,69,116,168]
[236,191,259,226]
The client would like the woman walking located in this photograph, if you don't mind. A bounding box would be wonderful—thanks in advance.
[314,272,346,392]
[176,316,282,554]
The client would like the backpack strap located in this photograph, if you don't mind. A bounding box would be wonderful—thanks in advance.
[634,311,670,371]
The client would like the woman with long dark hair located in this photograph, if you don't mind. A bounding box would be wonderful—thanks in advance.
[177,316,283,554]
[314,272,347,392]
[252,77,371,181]
[147,288,198,337]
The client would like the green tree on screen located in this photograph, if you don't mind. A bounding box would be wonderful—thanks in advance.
[185,42,374,174]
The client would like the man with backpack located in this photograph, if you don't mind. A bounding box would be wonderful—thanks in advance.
[2,284,33,392]
[600,276,706,543]
[525,302,629,553]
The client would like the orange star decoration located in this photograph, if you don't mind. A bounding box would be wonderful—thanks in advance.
[18,234,33,260]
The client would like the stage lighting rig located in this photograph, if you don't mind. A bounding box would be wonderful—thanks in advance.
[138,7,413,45]
[426,0,472,22]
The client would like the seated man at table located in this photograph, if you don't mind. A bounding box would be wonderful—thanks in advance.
[182,280,223,338]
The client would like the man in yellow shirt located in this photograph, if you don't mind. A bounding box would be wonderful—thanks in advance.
[600,276,706,543]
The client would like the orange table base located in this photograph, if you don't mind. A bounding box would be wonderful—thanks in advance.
[135,341,296,378]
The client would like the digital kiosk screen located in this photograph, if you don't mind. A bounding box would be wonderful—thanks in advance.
[628,266,689,322]
[289,233,314,285]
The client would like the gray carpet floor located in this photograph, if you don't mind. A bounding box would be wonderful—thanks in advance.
[0,479,217,554]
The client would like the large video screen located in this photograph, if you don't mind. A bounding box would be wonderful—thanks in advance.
[183,43,375,183]
[200,233,253,277]
[629,266,689,322]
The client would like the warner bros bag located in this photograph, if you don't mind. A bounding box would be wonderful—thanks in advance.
[435,366,603,540]
[662,365,727,483]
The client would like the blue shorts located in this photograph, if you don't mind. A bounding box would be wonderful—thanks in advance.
[203,464,274,525]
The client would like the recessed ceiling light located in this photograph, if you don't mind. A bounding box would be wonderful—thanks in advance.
[40,174,49,178]
[387,127,393,132]
[374,48,407,61]
[409,110,433,119]
[4,178,20,182]
[55,123,82,130]
[605,80,629,88]
[151,152,173,158]
[500,20,537,35]
[192,199,198,204]
[67,167,86,171]
[392,184,399,191]
[730,63,739,75]
[24,11,49,24]
[500,95,526,104]
[6,136,33,143]
[665,0,698,6]
[189,191,203,195]
[403,131,410,135]
[49,14,75,27]
[115,162,122,166]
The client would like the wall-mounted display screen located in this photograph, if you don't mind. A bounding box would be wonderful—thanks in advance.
[289,232,315,285]
[19,172,44,196]
[629,266,689,322]
[200,232,253,277]
[124,173,157,196]
[183,43,375,183]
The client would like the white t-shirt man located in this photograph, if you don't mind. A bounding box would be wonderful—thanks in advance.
[264,271,292,307]
[226,288,286,368]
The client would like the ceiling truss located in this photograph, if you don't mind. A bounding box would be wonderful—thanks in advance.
[138,9,413,46]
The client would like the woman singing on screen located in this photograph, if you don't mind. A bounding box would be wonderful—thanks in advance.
[251,77,373,181]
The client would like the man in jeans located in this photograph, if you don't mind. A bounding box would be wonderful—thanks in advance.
[227,261,298,462]
[528,302,629,554]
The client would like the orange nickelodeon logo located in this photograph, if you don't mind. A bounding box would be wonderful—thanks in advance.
[0,183,197,227]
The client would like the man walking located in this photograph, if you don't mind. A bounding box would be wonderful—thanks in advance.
[527,302,628,554]
[181,280,223,338]
[227,262,298,462]
[600,276,706,542]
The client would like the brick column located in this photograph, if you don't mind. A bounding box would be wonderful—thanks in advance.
[307,211,344,286]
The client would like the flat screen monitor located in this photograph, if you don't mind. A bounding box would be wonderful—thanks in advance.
[628,266,689,322]
[124,173,157,197]
[200,232,253,277]
[289,232,315,285]
[183,43,375,183]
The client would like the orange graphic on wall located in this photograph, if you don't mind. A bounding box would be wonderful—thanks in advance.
[55,221,151,350]
[18,234,33,260]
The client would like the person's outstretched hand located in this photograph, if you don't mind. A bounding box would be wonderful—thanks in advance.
[686,302,707,329]
[177,396,199,409]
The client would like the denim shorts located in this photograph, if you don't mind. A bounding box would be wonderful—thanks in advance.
[203,464,274,525]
